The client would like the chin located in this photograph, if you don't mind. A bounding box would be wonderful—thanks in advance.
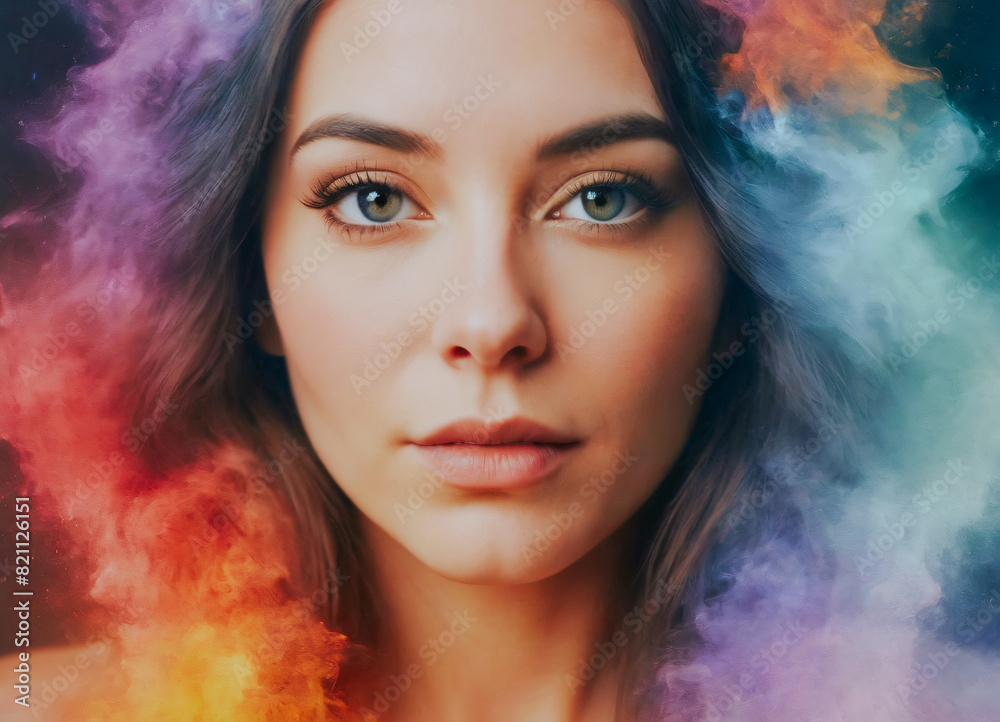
[393,507,594,585]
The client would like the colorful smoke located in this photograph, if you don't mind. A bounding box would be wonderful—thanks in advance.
[1,0,353,718]
[649,0,1000,720]
[1,0,998,720]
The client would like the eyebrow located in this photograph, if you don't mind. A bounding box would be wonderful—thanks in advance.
[537,113,675,158]
[289,111,675,160]
[291,113,442,158]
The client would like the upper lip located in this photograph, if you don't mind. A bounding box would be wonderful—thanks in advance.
[411,417,579,446]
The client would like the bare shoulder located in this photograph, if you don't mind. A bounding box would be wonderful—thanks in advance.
[1,640,125,720]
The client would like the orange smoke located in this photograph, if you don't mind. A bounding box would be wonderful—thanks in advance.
[0,260,354,720]
[703,0,936,115]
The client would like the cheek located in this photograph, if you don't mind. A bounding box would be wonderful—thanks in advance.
[556,218,724,509]
[626,262,722,399]
[264,259,416,510]
[262,233,400,436]
[279,285,369,397]
[560,222,724,423]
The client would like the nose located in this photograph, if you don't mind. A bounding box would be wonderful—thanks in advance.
[430,212,547,373]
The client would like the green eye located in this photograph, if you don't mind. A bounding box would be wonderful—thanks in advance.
[559,183,647,224]
[581,186,626,222]
[357,185,404,222]
[303,171,428,234]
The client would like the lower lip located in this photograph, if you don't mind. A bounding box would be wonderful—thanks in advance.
[409,442,578,490]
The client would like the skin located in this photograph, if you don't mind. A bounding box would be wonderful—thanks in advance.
[259,0,727,718]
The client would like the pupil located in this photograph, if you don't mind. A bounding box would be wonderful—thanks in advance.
[583,186,625,222]
[358,184,402,222]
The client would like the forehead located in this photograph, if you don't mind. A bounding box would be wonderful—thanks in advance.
[286,0,663,146]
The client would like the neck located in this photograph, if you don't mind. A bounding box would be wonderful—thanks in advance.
[354,518,639,722]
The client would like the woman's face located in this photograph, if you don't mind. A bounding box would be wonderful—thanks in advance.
[261,0,726,583]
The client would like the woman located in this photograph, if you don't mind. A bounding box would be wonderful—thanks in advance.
[127,0,859,717]
[6,0,993,719]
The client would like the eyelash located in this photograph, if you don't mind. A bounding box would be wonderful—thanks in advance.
[301,167,677,239]
[302,167,407,239]
[550,168,677,235]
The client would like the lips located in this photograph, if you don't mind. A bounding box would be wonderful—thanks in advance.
[412,417,578,446]
[409,417,579,490]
